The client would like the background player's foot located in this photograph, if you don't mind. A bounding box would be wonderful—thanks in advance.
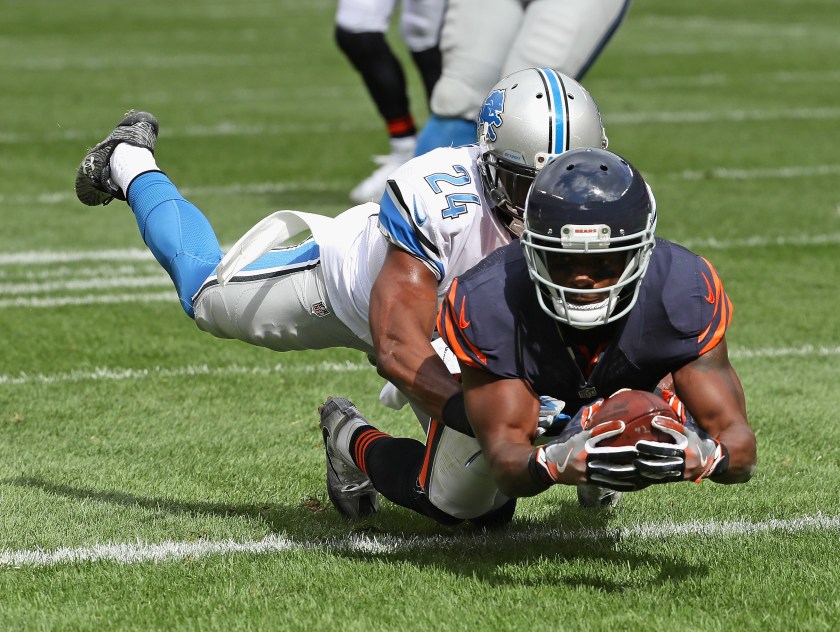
[349,136,415,204]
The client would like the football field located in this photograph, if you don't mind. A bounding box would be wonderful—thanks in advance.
[1,0,839,629]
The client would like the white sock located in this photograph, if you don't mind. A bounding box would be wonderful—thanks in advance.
[335,416,369,462]
[389,135,417,158]
[110,144,159,195]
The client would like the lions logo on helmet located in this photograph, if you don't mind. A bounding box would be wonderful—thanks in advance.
[478,89,505,143]
[476,68,608,235]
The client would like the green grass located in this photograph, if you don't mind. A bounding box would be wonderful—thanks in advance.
[1,0,839,630]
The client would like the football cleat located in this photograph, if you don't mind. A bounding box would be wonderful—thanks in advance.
[349,137,416,204]
[75,110,159,206]
[318,396,380,519]
[576,484,623,509]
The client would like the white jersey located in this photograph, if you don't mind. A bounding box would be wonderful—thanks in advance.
[203,144,512,352]
[376,144,512,304]
[319,144,511,346]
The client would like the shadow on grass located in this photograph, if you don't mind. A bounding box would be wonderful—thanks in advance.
[5,476,706,590]
[337,499,708,592]
[3,475,308,534]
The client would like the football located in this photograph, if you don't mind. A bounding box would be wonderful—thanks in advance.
[587,389,679,448]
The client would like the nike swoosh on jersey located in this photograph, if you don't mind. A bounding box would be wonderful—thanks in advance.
[412,197,427,226]
[458,296,470,328]
[701,271,716,303]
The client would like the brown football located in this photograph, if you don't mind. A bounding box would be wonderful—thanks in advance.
[587,389,679,448]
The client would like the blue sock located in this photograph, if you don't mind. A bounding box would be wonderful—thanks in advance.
[127,172,223,317]
[414,115,478,157]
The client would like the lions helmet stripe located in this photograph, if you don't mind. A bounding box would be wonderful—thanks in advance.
[537,68,568,153]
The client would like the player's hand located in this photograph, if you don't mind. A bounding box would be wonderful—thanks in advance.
[634,417,728,483]
[535,395,571,440]
[538,420,640,491]
[379,381,409,410]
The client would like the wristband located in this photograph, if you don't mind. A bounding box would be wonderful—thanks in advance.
[708,441,730,479]
[528,447,556,486]
[441,392,474,437]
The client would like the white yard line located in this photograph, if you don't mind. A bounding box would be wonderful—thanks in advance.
[1,230,838,273]
[3,163,839,209]
[1,513,837,568]
[4,106,840,146]
[0,292,175,309]
[0,362,371,386]
[0,345,835,387]
[0,275,170,295]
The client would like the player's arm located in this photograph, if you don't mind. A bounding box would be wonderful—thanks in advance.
[459,364,549,497]
[670,337,756,483]
[369,245,461,421]
[462,365,642,496]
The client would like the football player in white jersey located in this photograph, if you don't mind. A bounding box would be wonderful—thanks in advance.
[75,68,607,519]
[335,0,446,204]
[415,0,631,155]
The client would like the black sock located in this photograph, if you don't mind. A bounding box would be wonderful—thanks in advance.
[350,429,462,526]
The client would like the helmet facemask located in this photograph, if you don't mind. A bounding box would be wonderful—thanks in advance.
[478,152,537,236]
[522,197,657,329]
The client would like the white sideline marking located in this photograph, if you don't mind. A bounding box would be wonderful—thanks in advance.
[0,248,156,265]
[1,513,837,568]
[0,275,170,295]
[608,107,840,125]
[0,362,370,386]
[4,107,840,146]
[729,345,840,360]
[675,164,840,181]
[0,292,175,309]
[0,345,836,387]
[1,231,837,272]
[4,163,840,210]
[681,233,840,250]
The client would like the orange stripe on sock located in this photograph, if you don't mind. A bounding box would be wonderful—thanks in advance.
[387,115,416,137]
[354,429,389,475]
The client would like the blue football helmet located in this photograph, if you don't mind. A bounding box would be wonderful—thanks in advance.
[521,148,657,329]
[477,68,608,235]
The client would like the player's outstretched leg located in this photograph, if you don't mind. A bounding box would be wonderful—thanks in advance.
[75,111,159,206]
[74,111,222,317]
[318,397,381,519]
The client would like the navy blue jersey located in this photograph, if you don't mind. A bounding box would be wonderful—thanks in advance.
[437,238,733,415]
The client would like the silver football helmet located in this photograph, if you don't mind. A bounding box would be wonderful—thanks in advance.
[477,67,608,235]
[522,148,657,329]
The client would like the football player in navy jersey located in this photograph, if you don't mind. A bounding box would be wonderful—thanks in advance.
[320,147,756,524]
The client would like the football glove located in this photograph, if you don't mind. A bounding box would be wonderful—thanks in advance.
[534,419,641,491]
[634,417,729,483]
[535,395,571,440]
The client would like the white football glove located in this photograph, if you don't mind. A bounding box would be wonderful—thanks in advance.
[635,417,728,483]
[535,419,641,491]
[535,395,570,441]
[378,381,409,410]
